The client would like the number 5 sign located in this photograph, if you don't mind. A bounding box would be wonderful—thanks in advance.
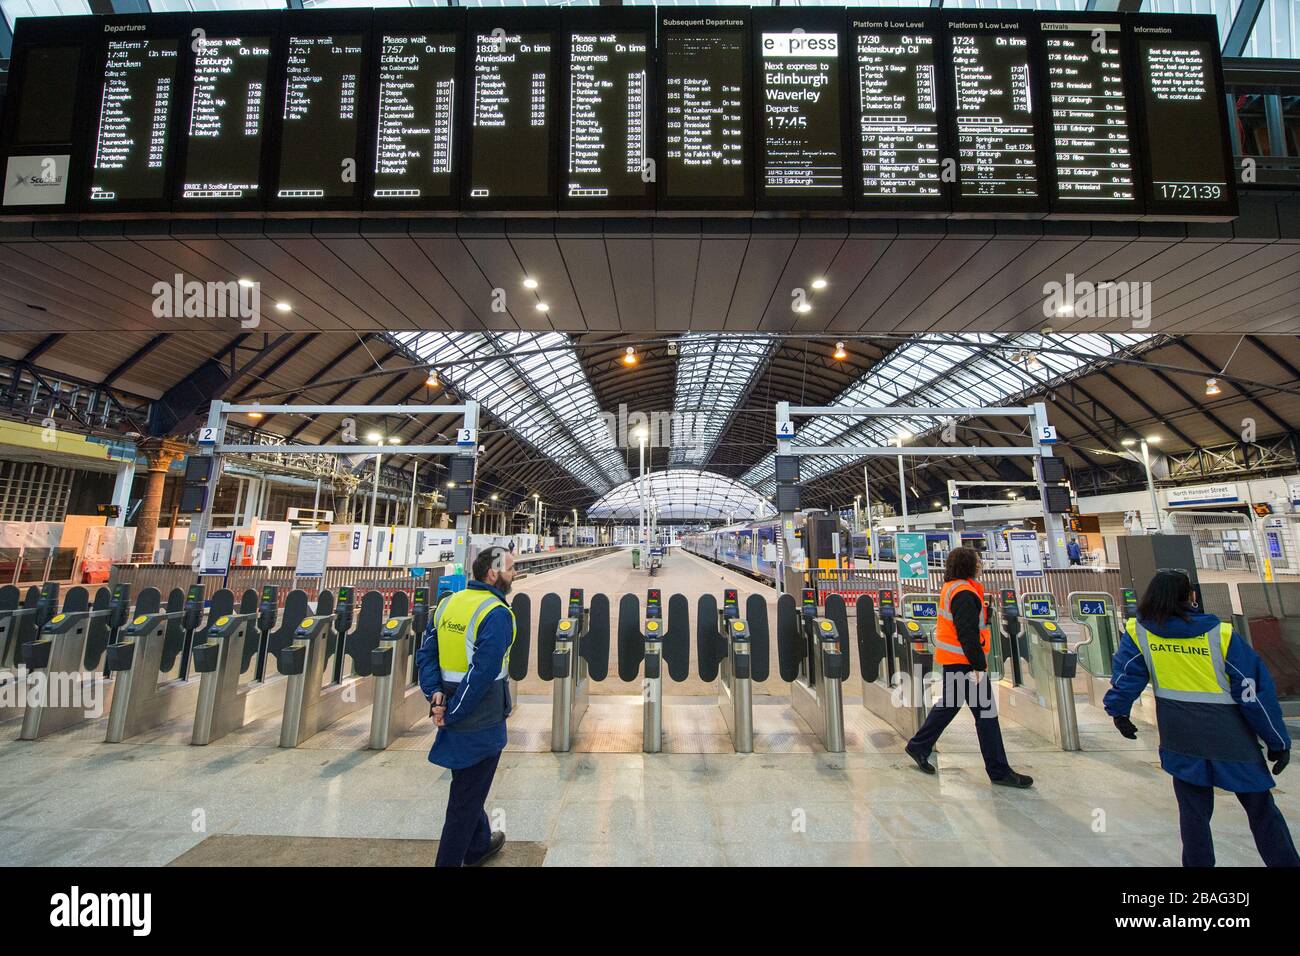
[1037,425,1058,444]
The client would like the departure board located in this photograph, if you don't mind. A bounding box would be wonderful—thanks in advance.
[850,17,945,210]
[563,23,653,208]
[180,33,273,203]
[88,37,181,204]
[948,20,1043,210]
[464,19,557,208]
[754,12,847,206]
[1041,20,1137,211]
[1133,18,1235,219]
[371,29,459,205]
[275,33,365,202]
[659,13,750,207]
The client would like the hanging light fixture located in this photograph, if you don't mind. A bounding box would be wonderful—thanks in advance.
[425,369,438,388]
[1205,377,1221,396]
[833,341,847,360]
[622,345,638,366]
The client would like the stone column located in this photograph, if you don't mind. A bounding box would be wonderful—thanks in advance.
[132,438,190,562]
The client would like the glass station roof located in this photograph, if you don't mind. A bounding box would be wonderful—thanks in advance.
[669,334,775,468]
[393,331,630,495]
[743,332,1153,495]
[587,468,777,522]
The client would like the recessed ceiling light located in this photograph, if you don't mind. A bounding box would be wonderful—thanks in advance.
[535,302,549,312]
[238,278,256,289]
[811,277,828,290]
[275,302,291,312]
[795,302,812,314]
[523,277,538,289]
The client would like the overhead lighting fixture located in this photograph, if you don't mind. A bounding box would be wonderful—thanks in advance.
[275,302,291,312]
[1146,435,1162,445]
[238,278,256,289]
[622,346,638,366]
[1205,377,1221,396]
[795,302,812,314]
[366,431,383,443]
[490,493,499,501]
[523,277,539,290]
[811,277,828,290]
[833,341,847,360]
[247,411,263,421]
[425,369,438,388]
[447,481,456,489]
[388,436,401,444]
[535,302,549,312]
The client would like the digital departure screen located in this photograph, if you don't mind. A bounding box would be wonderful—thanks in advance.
[755,13,846,205]
[88,37,181,204]
[948,21,1042,207]
[659,14,750,207]
[1041,20,1137,209]
[851,18,945,209]
[371,30,459,204]
[1134,22,1234,218]
[564,24,653,207]
[276,33,365,201]
[180,33,273,202]
[465,22,556,207]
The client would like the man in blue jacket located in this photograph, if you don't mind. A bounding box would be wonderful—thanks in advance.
[1104,569,1297,867]
[417,545,517,867]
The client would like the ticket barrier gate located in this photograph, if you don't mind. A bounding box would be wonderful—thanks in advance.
[370,586,456,750]
[1068,592,1122,710]
[697,588,770,753]
[191,589,298,746]
[251,586,279,681]
[779,589,849,753]
[994,592,1080,751]
[861,592,938,738]
[19,586,116,740]
[538,588,609,753]
[104,586,203,743]
[0,583,60,679]
[617,588,690,753]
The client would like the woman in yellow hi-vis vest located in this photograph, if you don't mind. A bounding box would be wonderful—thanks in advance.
[1105,569,1297,867]
[905,547,1033,788]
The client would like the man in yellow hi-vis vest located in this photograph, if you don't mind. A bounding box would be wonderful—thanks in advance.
[417,546,517,867]
[1105,569,1297,867]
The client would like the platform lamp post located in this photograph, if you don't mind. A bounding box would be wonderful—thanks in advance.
[1123,435,1162,530]
[365,430,384,566]
[896,429,911,533]
[572,507,578,547]
[633,425,649,546]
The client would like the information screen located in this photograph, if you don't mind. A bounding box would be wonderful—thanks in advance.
[948,21,1042,207]
[180,33,273,202]
[465,23,557,206]
[88,37,181,204]
[1135,26,1234,217]
[371,30,459,204]
[659,13,750,207]
[851,18,945,209]
[1041,20,1137,209]
[276,33,365,201]
[755,14,847,204]
[564,24,653,206]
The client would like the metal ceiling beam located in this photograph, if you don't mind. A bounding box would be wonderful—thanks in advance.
[21,334,64,365]
[1174,339,1291,436]
[1224,0,1266,57]
[100,333,168,388]
[263,333,376,431]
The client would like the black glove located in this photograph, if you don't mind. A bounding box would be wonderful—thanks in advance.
[1268,748,1290,775]
[1113,715,1138,739]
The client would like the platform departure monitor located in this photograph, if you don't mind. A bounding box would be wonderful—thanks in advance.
[755,13,847,205]
[1041,20,1137,209]
[276,33,365,201]
[372,30,458,203]
[88,36,181,205]
[180,32,273,202]
[948,20,1042,208]
[564,23,653,207]
[851,17,945,209]
[659,13,750,207]
[464,23,557,207]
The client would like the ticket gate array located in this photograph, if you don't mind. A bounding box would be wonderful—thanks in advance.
[617,588,690,753]
[777,589,850,753]
[1068,591,1122,710]
[18,586,118,739]
[0,583,61,678]
[105,586,196,743]
[994,592,1081,752]
[539,589,607,753]
[858,590,939,739]
[697,588,770,753]
[368,586,433,750]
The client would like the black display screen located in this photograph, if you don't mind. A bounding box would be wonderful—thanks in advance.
[14,45,84,146]
[563,26,653,206]
[659,14,750,206]
[948,22,1042,206]
[464,24,556,206]
[180,33,273,202]
[1135,29,1234,217]
[88,36,181,204]
[276,33,364,201]
[371,30,459,203]
[1041,20,1137,208]
[851,20,945,208]
[755,14,847,204]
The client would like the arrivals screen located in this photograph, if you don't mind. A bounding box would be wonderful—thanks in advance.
[852,23,944,208]
[756,21,846,202]
[948,24,1041,204]
[372,31,459,202]
[465,27,556,205]
[180,33,273,202]
[88,37,181,204]
[276,33,365,201]
[1135,30,1233,216]
[565,27,653,205]
[1042,21,1137,207]
[659,15,750,205]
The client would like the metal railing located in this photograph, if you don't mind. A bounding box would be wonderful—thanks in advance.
[513,546,619,577]
[808,565,1122,611]
[106,563,449,606]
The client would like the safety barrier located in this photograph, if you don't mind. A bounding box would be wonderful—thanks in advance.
[808,566,1124,615]
[513,547,619,577]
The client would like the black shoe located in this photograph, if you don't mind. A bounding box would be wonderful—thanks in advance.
[905,744,936,775]
[991,771,1033,789]
[465,831,506,867]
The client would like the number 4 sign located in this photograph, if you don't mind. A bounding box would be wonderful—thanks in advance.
[775,422,796,439]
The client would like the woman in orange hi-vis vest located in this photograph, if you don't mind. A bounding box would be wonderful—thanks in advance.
[905,547,1033,788]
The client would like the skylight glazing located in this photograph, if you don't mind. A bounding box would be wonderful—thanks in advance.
[670,334,776,467]
[588,468,777,522]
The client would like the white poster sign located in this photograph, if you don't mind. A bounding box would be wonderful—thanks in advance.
[1009,530,1044,578]
[200,530,235,576]
[295,531,330,578]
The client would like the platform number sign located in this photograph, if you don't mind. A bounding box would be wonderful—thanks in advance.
[198,427,218,446]
[1037,425,1058,444]
[456,428,478,447]
[775,421,796,440]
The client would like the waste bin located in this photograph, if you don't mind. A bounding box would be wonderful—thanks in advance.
[632,548,640,569]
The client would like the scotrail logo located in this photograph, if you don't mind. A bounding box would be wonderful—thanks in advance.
[152,273,260,328]
[49,886,151,936]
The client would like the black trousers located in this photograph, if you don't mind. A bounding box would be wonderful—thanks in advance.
[907,664,1013,780]
[435,751,502,868]
[1173,776,1300,867]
